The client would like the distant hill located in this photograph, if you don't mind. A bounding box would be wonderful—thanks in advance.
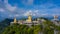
[0,18,13,34]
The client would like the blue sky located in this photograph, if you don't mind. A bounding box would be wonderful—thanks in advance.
[0,0,60,19]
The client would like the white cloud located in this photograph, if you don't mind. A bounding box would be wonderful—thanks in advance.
[27,0,33,4]
[0,8,5,12]
[6,4,17,11]
[50,8,60,13]
[4,0,17,11]
[9,14,20,18]
[24,10,32,16]
[23,10,40,16]
[15,14,20,17]
[41,13,48,16]
[22,0,33,5]
[34,10,39,13]
[0,0,60,18]
[9,15,12,17]
[52,14,60,16]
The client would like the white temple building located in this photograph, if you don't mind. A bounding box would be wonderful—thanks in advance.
[51,15,60,26]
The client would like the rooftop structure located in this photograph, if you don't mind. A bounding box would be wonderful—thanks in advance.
[14,17,17,24]
[51,15,60,26]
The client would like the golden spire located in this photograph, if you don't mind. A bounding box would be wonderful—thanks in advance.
[28,15,32,22]
[14,17,17,24]
[26,12,32,23]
